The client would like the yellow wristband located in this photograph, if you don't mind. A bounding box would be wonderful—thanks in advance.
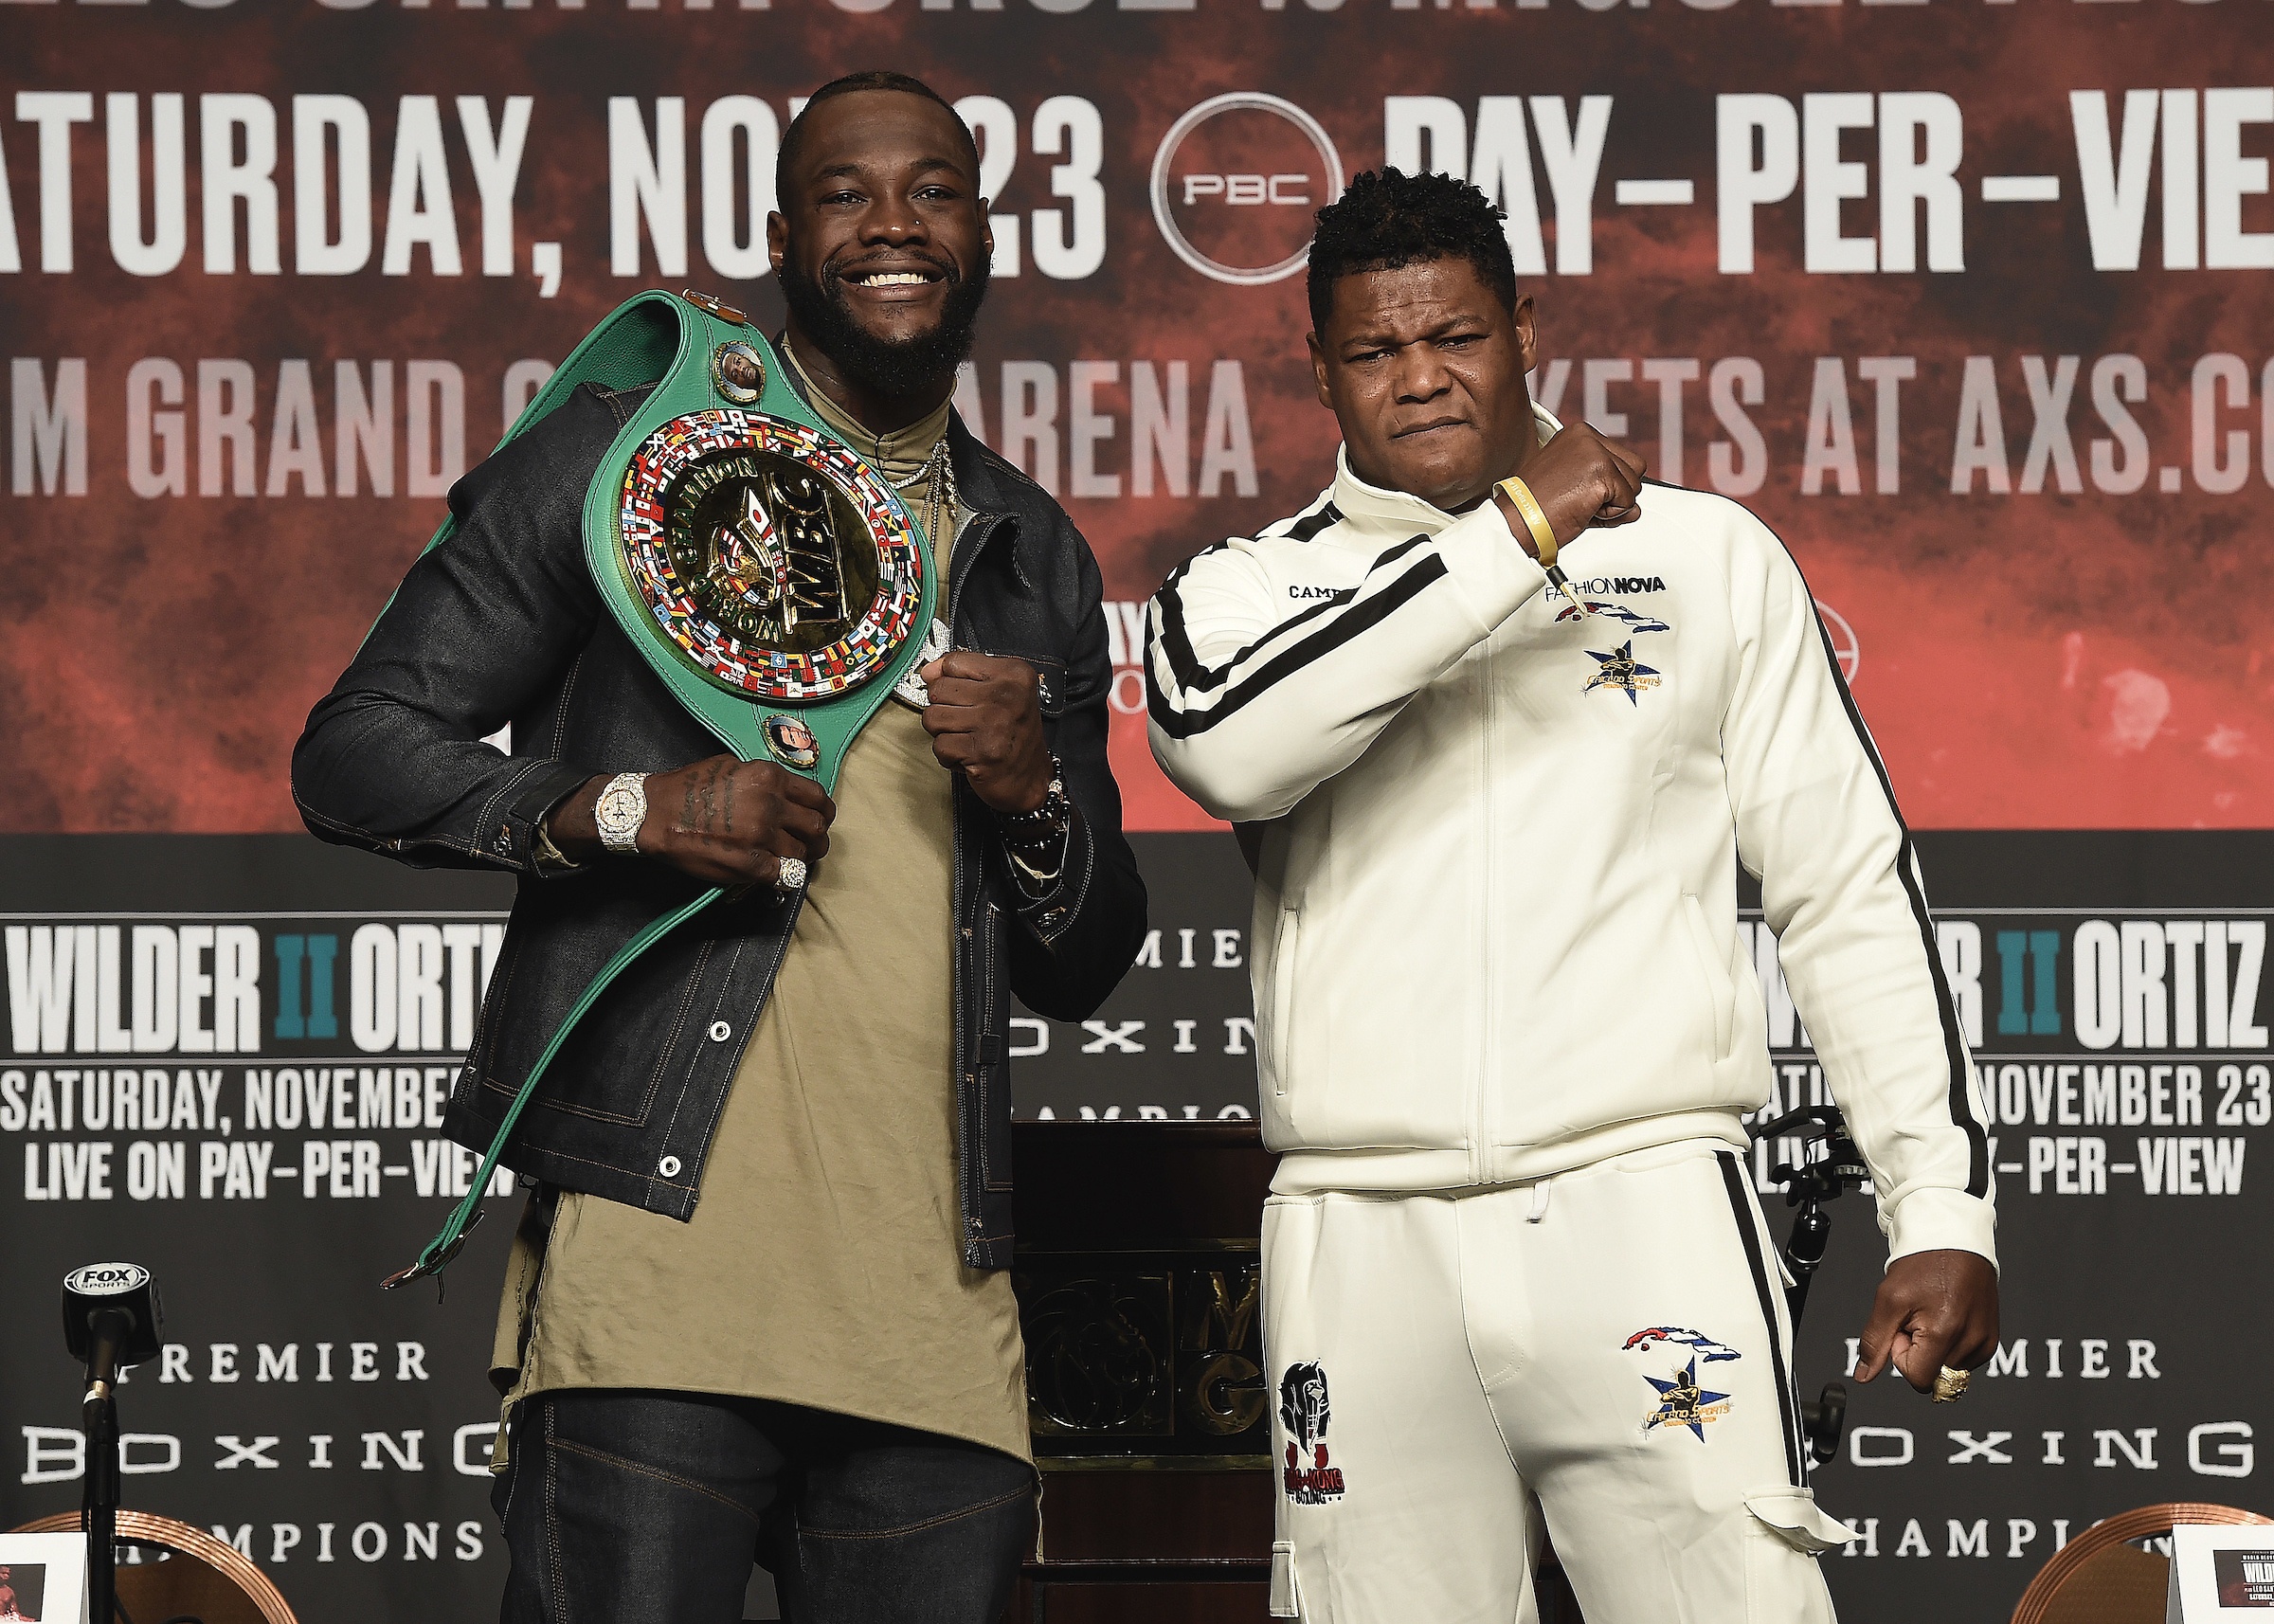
[1495,476,1558,568]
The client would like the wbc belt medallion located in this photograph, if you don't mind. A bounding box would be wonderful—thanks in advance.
[617,410,925,743]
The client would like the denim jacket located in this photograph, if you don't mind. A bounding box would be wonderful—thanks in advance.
[292,380,1147,1267]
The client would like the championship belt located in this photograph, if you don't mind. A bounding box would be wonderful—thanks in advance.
[386,288,936,1290]
[587,293,937,787]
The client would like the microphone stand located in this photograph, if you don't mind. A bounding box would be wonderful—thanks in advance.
[1751,1105,1870,1468]
[81,1308,129,1624]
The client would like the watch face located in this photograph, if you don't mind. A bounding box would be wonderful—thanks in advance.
[599,787,640,829]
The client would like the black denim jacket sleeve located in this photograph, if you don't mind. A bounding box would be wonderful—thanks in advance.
[998,514,1147,1022]
[291,386,623,875]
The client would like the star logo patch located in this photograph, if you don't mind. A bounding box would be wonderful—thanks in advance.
[1643,1358,1732,1439]
[1583,641,1663,705]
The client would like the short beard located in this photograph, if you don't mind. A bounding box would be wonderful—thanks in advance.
[779,253,989,404]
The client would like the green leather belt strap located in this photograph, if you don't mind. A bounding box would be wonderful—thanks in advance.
[384,290,939,1290]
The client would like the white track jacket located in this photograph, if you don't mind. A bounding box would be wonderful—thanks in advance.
[1146,409,1995,1266]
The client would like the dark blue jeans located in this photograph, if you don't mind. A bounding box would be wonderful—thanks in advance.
[493,1390,1036,1623]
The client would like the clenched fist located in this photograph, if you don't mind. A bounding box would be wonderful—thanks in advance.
[1493,423,1649,556]
[918,651,1054,814]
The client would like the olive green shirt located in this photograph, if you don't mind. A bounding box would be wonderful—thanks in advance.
[492,387,1029,1465]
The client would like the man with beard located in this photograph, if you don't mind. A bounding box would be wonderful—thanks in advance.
[293,71,1146,1624]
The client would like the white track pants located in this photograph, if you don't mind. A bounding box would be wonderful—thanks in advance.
[1262,1140,1855,1624]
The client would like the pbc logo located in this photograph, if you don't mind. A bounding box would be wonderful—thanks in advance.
[1278,1362,1347,1504]
[1152,94,1345,286]
[1180,174,1313,208]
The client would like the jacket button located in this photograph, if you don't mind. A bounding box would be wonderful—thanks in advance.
[709,1020,731,1042]
[658,1155,682,1178]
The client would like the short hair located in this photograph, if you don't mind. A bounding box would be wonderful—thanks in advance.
[776,71,981,201]
[1306,168,1519,335]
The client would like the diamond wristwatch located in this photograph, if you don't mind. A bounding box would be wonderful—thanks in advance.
[594,772,648,855]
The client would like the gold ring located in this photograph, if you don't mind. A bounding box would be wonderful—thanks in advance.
[1931,1365,1970,1403]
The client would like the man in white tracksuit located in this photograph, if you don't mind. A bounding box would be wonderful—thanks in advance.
[1146,169,2000,1622]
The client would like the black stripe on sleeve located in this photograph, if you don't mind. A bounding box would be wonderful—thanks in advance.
[1149,500,1349,697]
[1719,1151,1805,1486]
[1765,532,1990,1200]
[1804,609,1990,1198]
[1147,556,1448,740]
[1153,530,1430,702]
[1278,501,1343,543]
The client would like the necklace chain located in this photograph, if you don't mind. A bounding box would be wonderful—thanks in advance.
[903,435,955,554]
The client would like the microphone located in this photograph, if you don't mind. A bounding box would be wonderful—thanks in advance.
[62,1262,163,1395]
[64,1265,159,1624]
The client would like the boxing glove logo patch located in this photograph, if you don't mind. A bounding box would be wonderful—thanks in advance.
[1278,1362,1347,1504]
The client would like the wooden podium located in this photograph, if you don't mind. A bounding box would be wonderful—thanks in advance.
[1009,1121,1277,1623]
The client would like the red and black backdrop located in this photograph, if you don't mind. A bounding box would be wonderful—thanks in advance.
[2,1,2269,1617]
